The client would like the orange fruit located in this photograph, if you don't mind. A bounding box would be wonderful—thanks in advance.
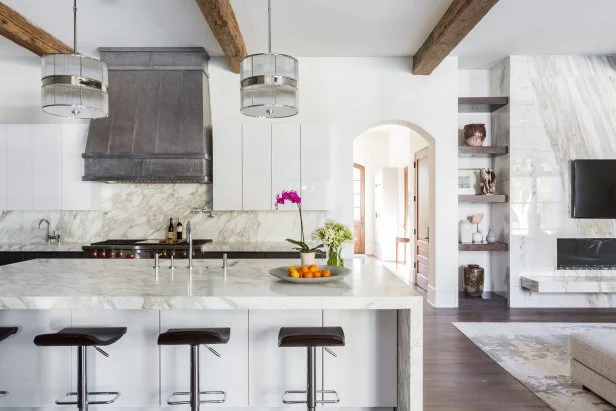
[288,265,298,273]
[289,270,300,278]
[303,272,314,279]
[314,271,322,278]
[301,266,310,273]
[322,269,331,277]
[309,265,320,273]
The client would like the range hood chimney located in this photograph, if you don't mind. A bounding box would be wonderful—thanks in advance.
[83,48,212,183]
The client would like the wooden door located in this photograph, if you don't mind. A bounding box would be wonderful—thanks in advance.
[353,163,365,254]
[415,148,430,292]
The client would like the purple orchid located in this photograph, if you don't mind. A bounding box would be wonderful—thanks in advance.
[275,190,302,206]
[275,189,320,252]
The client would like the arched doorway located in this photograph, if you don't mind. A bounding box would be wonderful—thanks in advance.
[352,123,431,286]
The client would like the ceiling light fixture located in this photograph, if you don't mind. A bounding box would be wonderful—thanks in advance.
[239,0,298,118]
[41,0,108,119]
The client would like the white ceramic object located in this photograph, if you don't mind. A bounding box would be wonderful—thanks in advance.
[472,231,484,244]
[459,220,473,244]
[486,227,496,243]
[300,252,316,266]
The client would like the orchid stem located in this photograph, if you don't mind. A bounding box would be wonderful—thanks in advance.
[298,205,305,245]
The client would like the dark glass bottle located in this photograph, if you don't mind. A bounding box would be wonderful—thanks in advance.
[176,219,183,241]
[167,218,174,243]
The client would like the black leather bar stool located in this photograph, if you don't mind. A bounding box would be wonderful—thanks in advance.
[33,327,127,410]
[0,327,17,400]
[158,328,230,410]
[278,327,345,410]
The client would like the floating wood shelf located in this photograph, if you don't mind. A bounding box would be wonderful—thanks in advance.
[459,242,509,252]
[458,97,509,113]
[458,146,508,157]
[458,194,508,203]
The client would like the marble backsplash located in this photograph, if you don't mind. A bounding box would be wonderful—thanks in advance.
[508,55,616,307]
[0,184,328,244]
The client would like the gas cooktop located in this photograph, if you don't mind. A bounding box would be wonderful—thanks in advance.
[86,239,213,248]
[83,239,213,259]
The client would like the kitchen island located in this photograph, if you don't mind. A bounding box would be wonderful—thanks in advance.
[0,258,422,410]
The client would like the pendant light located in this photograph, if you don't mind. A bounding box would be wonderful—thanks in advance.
[41,0,109,119]
[240,0,298,118]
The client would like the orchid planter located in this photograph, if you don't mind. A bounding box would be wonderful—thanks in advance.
[300,252,316,266]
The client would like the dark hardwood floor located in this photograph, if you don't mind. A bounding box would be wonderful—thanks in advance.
[423,298,616,410]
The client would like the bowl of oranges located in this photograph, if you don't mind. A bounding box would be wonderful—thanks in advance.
[269,264,351,284]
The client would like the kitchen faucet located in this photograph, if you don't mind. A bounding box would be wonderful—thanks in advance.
[187,221,193,269]
[38,219,60,245]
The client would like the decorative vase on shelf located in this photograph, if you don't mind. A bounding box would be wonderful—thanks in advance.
[464,124,487,147]
[486,227,496,243]
[459,220,473,244]
[300,252,316,266]
[327,246,344,267]
[464,264,484,297]
[472,229,483,244]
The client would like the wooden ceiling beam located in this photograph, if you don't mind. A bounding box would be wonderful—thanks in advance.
[195,0,247,73]
[413,0,499,75]
[0,2,72,56]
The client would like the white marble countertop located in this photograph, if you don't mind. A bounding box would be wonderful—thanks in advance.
[0,257,422,310]
[0,243,85,252]
[201,241,300,252]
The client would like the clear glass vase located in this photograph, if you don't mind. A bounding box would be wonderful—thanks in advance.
[327,247,344,267]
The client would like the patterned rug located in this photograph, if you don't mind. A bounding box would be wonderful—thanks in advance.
[453,322,616,411]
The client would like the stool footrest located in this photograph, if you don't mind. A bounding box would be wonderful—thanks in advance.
[282,389,340,404]
[55,391,120,405]
[167,390,226,405]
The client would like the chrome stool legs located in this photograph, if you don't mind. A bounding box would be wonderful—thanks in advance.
[56,346,120,410]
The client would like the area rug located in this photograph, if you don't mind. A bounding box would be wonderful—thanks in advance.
[453,322,616,411]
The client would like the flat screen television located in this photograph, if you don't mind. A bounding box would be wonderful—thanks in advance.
[571,160,616,218]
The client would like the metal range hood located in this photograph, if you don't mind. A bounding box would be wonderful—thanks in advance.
[83,48,212,183]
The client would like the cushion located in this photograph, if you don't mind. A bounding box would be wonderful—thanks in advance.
[569,332,616,384]
[571,359,616,406]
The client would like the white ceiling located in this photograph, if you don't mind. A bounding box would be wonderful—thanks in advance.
[2,0,616,68]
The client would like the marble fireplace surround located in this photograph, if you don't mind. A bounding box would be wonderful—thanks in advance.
[0,184,329,245]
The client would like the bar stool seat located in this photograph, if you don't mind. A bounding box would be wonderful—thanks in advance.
[0,327,17,343]
[34,327,127,410]
[278,327,345,410]
[158,328,230,411]
[34,327,126,347]
[278,327,345,347]
[158,328,230,346]
[0,327,18,401]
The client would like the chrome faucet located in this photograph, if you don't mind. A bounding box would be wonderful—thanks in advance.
[187,221,193,269]
[38,219,60,244]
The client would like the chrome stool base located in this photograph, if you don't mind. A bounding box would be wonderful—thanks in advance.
[167,390,226,405]
[283,389,340,405]
[56,391,120,405]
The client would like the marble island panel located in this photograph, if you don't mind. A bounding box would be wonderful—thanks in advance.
[0,243,85,252]
[0,257,422,310]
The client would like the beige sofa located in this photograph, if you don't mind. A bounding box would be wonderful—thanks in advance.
[569,332,616,406]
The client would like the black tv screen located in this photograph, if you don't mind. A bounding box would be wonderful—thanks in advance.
[572,160,616,218]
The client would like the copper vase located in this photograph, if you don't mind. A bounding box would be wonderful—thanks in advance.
[464,124,487,147]
[464,264,484,297]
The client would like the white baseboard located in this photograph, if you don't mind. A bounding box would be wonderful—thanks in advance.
[427,287,458,307]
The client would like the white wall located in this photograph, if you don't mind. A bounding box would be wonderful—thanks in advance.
[210,57,459,307]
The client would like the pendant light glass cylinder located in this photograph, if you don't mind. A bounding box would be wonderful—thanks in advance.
[41,54,109,119]
[240,53,298,118]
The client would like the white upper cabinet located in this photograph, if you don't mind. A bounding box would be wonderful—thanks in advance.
[5,125,33,210]
[213,124,243,210]
[0,125,6,211]
[271,123,301,210]
[300,124,331,210]
[61,124,100,210]
[32,125,62,210]
[242,124,272,210]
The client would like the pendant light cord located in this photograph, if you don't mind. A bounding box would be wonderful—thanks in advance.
[268,0,271,53]
[73,0,77,54]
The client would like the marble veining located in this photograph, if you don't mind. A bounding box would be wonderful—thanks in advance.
[521,274,616,293]
[507,55,616,307]
[0,184,328,245]
[0,257,423,310]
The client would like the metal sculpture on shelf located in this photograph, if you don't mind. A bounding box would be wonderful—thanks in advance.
[480,168,496,195]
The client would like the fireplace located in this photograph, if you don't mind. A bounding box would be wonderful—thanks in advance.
[557,238,616,270]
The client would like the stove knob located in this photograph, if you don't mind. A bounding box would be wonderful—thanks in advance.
[180,250,188,258]
[115,251,124,258]
[106,250,114,258]
[88,250,97,258]
[162,250,169,258]
[126,253,135,259]
[96,249,105,258]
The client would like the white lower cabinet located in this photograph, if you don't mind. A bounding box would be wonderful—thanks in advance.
[160,310,249,407]
[0,310,72,407]
[248,310,322,406]
[70,310,160,407]
[323,310,398,407]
